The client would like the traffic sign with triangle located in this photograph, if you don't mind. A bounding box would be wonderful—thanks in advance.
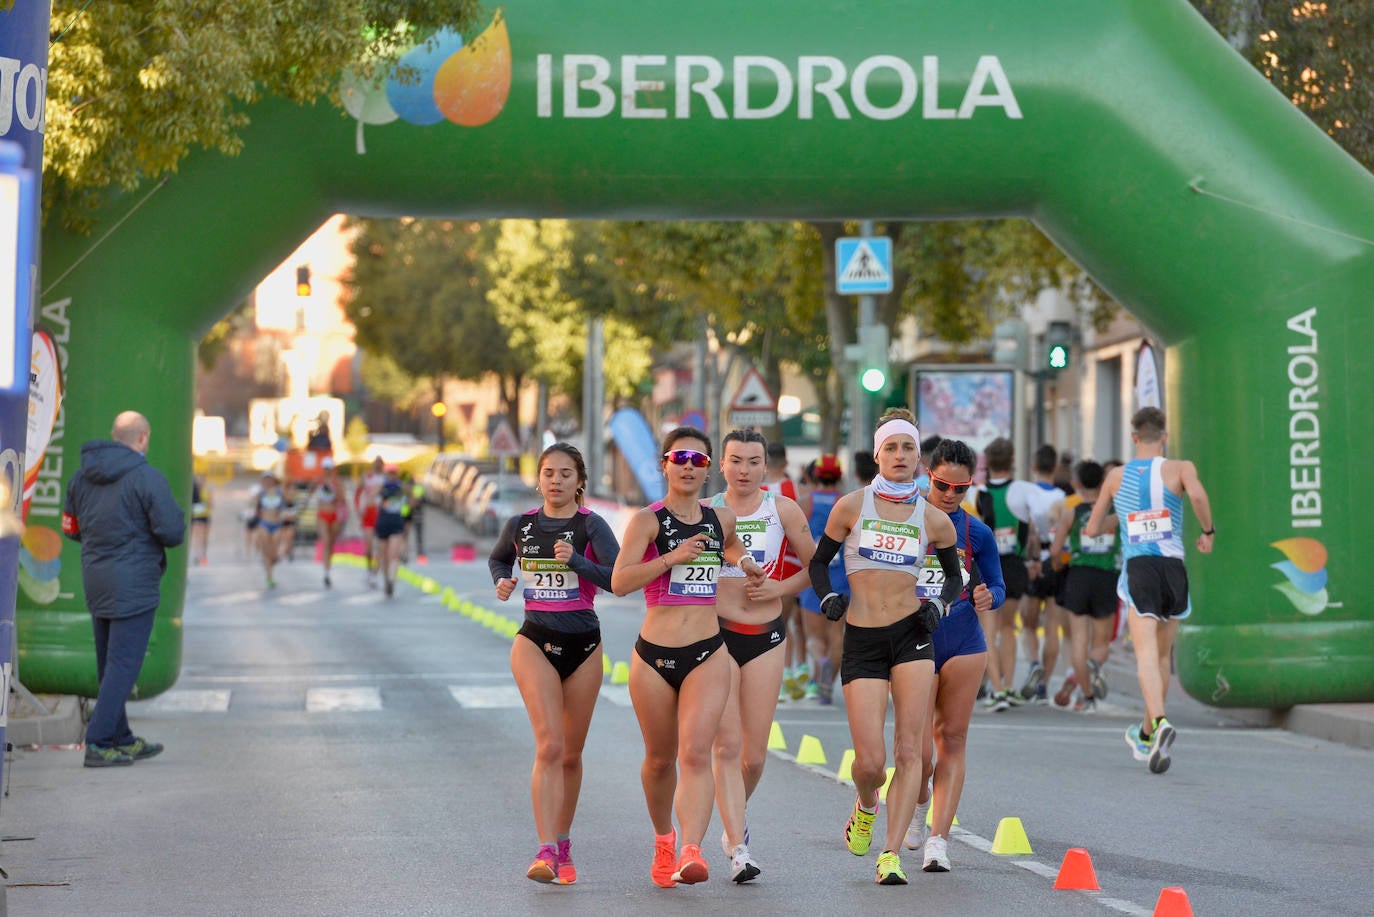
[729,368,777,411]
[490,418,520,456]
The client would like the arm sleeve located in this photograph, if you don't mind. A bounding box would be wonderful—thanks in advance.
[936,543,963,607]
[144,470,187,548]
[487,516,520,583]
[972,521,1006,610]
[566,513,620,592]
[809,534,843,597]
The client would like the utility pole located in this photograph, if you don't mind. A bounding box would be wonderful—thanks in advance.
[583,318,605,498]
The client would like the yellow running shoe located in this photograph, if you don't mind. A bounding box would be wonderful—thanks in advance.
[844,797,877,856]
[876,850,908,885]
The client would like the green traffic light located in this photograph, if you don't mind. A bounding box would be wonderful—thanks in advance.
[1048,344,1069,370]
[861,367,887,393]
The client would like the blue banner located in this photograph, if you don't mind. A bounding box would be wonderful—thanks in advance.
[0,0,51,803]
[607,408,665,504]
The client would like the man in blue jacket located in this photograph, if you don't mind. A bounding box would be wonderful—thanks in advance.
[62,411,186,767]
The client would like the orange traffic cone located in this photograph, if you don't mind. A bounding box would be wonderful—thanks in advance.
[1152,887,1195,917]
[1053,848,1100,890]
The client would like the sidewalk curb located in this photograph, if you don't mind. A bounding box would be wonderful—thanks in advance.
[6,694,85,747]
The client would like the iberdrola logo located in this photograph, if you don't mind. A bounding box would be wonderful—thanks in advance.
[1269,537,1337,616]
[341,9,511,153]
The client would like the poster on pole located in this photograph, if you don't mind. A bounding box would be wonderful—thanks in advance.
[912,367,1015,457]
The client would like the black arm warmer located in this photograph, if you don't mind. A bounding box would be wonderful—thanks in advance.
[936,543,963,607]
[809,534,843,597]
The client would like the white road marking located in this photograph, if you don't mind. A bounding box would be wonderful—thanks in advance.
[277,592,325,606]
[200,591,262,607]
[183,671,513,684]
[305,686,383,712]
[448,685,524,708]
[135,689,232,713]
[1013,859,1059,879]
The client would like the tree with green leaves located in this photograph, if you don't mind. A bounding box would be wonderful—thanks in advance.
[343,217,524,427]
[486,220,653,406]
[44,0,481,230]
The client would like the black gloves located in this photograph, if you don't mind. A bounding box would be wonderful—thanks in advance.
[821,592,850,621]
[916,597,947,633]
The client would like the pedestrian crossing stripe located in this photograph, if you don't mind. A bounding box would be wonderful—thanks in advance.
[305,686,383,712]
[448,685,524,708]
[136,689,232,713]
[835,236,894,294]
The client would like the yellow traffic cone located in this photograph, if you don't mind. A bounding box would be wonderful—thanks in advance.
[837,749,855,782]
[767,722,787,751]
[610,660,631,685]
[990,816,1033,855]
[796,734,827,765]
[602,654,612,676]
[926,807,958,827]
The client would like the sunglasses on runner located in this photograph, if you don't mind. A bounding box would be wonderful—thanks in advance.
[930,475,971,494]
[664,449,711,468]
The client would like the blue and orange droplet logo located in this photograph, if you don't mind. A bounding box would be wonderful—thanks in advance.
[1269,537,1329,616]
[341,11,511,152]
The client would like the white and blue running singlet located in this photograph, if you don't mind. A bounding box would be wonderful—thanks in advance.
[1114,457,1185,560]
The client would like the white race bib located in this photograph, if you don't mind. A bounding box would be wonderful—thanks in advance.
[994,526,1018,555]
[858,519,922,566]
[1080,531,1116,554]
[669,552,719,597]
[1126,509,1172,544]
[520,558,581,602]
[917,552,971,600]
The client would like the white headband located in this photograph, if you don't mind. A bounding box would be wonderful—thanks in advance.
[874,419,920,453]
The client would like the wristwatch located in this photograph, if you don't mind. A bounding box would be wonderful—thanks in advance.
[1201,527,1215,536]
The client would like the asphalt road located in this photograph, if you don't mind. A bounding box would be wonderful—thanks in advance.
[2,492,1370,916]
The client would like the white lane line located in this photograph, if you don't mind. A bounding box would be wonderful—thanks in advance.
[448,685,524,708]
[184,671,513,684]
[344,593,380,605]
[305,686,383,712]
[1014,859,1059,879]
[276,592,325,606]
[200,591,262,607]
[776,752,1158,916]
[135,689,232,713]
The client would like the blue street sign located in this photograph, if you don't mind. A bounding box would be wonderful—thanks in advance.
[835,236,893,295]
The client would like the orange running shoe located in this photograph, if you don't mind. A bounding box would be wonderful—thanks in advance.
[526,844,558,884]
[651,831,678,888]
[671,844,709,885]
[1054,673,1078,707]
[556,838,576,885]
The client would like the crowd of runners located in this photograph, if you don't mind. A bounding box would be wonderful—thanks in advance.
[485,405,1214,890]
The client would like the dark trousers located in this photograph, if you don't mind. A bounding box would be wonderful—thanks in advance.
[86,609,156,748]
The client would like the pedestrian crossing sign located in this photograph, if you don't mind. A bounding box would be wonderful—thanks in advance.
[835,236,894,295]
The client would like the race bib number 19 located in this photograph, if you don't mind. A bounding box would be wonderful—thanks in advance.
[670,552,720,597]
[858,519,922,566]
[1125,509,1172,544]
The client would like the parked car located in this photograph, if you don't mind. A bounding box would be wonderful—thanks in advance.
[423,452,470,509]
[466,478,539,536]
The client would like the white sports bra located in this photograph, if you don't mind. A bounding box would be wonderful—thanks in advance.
[843,486,927,579]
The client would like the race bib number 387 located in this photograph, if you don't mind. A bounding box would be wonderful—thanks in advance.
[858,519,922,566]
[1125,509,1172,544]
[670,552,720,597]
[520,558,581,602]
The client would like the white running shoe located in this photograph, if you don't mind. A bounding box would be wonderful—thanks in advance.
[730,845,760,883]
[904,797,930,849]
[923,834,951,872]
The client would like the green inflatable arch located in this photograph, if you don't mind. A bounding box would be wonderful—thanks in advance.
[26,0,1374,707]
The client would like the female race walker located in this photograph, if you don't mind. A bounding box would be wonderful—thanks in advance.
[313,457,347,588]
[903,439,1005,872]
[797,454,848,703]
[708,429,815,883]
[489,443,620,886]
[611,426,764,889]
[806,409,963,885]
[373,468,407,597]
[254,471,288,589]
